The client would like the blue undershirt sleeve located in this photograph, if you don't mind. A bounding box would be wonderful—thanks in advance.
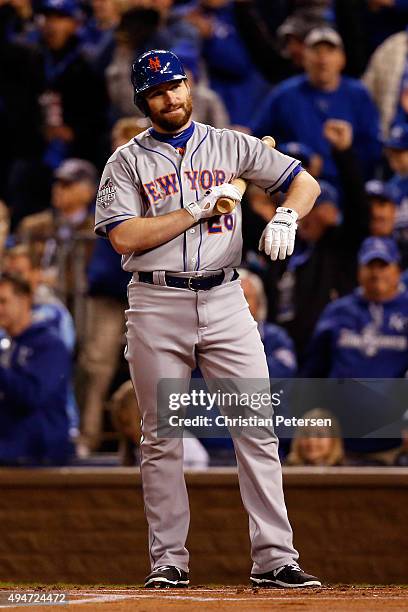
[106,220,127,234]
[271,164,303,194]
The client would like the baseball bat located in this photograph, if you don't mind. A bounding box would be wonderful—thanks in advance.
[214,136,276,215]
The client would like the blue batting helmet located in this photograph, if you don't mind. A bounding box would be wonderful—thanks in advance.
[131,49,187,115]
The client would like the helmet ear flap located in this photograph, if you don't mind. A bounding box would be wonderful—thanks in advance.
[131,69,149,116]
[135,93,149,117]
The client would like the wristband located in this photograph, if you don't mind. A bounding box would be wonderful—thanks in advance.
[276,207,299,221]
[185,202,202,222]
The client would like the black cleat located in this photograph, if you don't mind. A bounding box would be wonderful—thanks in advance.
[250,563,321,588]
[144,565,189,589]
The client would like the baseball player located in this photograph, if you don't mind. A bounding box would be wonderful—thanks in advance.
[95,49,321,589]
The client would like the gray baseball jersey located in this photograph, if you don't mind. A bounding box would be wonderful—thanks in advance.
[94,122,300,272]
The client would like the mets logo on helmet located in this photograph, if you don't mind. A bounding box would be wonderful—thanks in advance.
[149,56,161,72]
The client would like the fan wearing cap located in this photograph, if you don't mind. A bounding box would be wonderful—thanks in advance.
[303,237,408,379]
[233,4,327,84]
[366,180,397,238]
[364,178,408,269]
[251,26,381,188]
[39,0,82,50]
[384,124,408,244]
[18,158,97,238]
[17,158,98,304]
[303,236,408,462]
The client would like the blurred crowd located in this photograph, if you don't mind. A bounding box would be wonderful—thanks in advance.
[1,0,408,468]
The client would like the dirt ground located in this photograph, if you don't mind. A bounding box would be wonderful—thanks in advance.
[0,586,407,611]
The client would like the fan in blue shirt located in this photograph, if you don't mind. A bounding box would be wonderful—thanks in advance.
[251,27,381,188]
[302,237,408,456]
[303,237,408,378]
[0,273,71,466]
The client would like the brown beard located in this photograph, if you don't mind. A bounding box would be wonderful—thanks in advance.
[149,94,193,132]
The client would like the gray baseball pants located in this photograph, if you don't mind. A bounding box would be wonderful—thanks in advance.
[125,277,298,575]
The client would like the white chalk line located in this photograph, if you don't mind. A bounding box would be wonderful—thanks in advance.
[65,592,408,604]
[64,595,135,605]
[1,590,406,608]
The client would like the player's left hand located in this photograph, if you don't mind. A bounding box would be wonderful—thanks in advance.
[259,207,298,261]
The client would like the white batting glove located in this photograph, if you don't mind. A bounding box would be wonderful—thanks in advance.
[185,184,242,222]
[259,207,298,261]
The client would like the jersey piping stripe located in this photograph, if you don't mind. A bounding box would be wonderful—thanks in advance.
[95,213,136,227]
[134,140,187,271]
[265,159,299,193]
[189,126,209,270]
[197,222,203,270]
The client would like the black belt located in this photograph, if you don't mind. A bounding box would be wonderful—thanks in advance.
[138,270,239,291]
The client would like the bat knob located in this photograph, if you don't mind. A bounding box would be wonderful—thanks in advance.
[262,135,276,148]
[214,199,235,215]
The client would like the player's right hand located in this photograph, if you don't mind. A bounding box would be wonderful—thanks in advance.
[185,184,242,222]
